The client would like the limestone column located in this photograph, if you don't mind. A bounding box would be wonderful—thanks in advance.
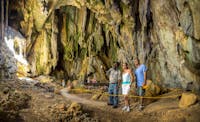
[6,0,8,31]
[1,0,4,41]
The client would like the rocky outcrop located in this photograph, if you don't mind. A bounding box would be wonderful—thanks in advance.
[179,92,197,108]
[0,41,17,79]
[0,84,31,121]
[4,0,200,92]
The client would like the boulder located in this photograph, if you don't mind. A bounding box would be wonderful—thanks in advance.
[144,80,161,97]
[68,102,81,111]
[17,62,30,77]
[56,103,67,111]
[91,93,102,100]
[35,75,54,83]
[54,88,61,95]
[67,102,82,116]
[72,80,79,88]
[3,87,10,94]
[179,92,197,108]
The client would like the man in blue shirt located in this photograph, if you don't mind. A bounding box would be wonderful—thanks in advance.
[134,58,147,110]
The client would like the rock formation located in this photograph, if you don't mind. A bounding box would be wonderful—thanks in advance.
[1,0,200,92]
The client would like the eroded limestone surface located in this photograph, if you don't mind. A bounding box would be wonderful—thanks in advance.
[1,0,200,91]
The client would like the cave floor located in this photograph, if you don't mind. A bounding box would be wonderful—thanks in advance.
[0,79,200,122]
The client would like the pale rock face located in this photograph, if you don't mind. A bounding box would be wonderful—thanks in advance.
[0,42,17,79]
[4,0,200,92]
[179,92,197,108]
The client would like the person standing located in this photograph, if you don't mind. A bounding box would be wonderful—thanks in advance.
[134,58,147,110]
[106,61,121,108]
[121,63,134,112]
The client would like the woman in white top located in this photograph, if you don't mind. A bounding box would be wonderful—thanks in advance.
[121,63,134,112]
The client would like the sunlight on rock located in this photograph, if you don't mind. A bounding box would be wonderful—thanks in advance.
[4,27,30,78]
[179,92,197,108]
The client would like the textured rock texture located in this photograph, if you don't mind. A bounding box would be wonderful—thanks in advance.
[3,0,200,91]
[0,43,17,79]
[179,92,197,108]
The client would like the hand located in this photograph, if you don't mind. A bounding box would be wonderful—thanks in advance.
[129,83,132,88]
[101,65,105,71]
[117,85,120,90]
[142,81,146,86]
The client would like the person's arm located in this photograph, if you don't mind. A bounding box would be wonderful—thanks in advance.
[118,70,122,85]
[143,65,147,86]
[143,71,147,86]
[106,68,112,76]
[129,69,134,86]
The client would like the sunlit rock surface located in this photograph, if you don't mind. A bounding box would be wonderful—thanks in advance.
[4,0,200,92]
[0,41,17,79]
[179,92,197,108]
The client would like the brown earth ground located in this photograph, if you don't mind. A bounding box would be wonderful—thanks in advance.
[0,79,200,122]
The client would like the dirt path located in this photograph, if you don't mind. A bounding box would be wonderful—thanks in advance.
[60,88,105,107]
[1,79,200,122]
[60,88,157,121]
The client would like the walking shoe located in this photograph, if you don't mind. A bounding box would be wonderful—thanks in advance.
[138,105,144,111]
[107,103,113,106]
[122,106,127,111]
[113,105,118,108]
[126,106,130,112]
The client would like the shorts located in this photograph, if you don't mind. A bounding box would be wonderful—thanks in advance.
[137,86,145,96]
[122,84,130,95]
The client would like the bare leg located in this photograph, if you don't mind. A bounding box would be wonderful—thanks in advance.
[124,95,130,112]
[125,95,129,106]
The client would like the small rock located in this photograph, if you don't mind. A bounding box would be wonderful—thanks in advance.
[91,93,102,100]
[56,103,67,111]
[72,80,78,88]
[35,75,54,83]
[179,92,197,108]
[145,80,161,97]
[54,88,61,95]
[44,94,54,99]
[68,102,82,112]
[3,87,10,94]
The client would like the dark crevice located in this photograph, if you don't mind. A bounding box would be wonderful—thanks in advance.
[101,25,108,56]
[54,9,64,71]
[134,0,141,32]
[85,8,90,38]
[144,0,153,63]
[113,0,122,15]
[101,0,105,5]
[133,0,140,57]
[146,0,153,37]
[134,13,141,32]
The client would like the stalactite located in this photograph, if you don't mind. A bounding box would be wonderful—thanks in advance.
[5,0,9,31]
[1,0,4,41]
[0,1,1,41]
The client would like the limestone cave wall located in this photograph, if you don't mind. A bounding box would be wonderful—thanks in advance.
[3,0,200,91]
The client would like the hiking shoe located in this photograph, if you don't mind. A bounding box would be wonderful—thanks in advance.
[107,103,113,106]
[113,105,118,108]
[138,105,144,111]
[122,106,127,111]
[126,106,130,112]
